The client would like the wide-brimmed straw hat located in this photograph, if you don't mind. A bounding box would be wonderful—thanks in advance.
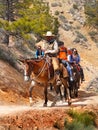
[43,31,55,37]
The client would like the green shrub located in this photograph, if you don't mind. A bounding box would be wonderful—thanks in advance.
[55,10,59,15]
[73,4,78,10]
[65,120,95,130]
[88,31,98,37]
[64,109,96,130]
[76,31,88,41]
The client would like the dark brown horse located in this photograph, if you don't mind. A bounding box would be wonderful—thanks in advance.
[19,57,71,107]
[69,64,81,98]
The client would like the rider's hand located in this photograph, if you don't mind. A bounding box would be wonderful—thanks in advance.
[45,50,51,54]
[73,61,76,64]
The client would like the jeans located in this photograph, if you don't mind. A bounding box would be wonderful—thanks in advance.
[61,60,72,77]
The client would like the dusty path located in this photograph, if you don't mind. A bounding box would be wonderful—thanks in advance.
[0,87,98,117]
[0,59,98,129]
[0,90,98,130]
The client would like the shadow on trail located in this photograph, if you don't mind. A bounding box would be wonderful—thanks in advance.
[78,89,97,98]
[47,89,98,108]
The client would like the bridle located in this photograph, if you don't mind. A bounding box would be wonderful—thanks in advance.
[32,59,47,80]
[24,58,50,82]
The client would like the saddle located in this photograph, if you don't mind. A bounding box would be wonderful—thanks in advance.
[69,63,80,72]
[74,64,81,72]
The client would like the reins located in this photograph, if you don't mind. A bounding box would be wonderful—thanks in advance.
[32,59,48,80]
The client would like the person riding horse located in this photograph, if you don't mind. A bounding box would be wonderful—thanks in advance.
[35,45,44,59]
[57,41,73,81]
[36,31,68,85]
[44,31,68,85]
[68,48,85,82]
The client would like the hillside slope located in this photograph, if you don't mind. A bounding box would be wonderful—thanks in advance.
[0,0,98,129]
[0,0,98,112]
[46,0,98,66]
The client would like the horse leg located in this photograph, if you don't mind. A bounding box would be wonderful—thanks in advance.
[74,82,78,97]
[66,87,72,105]
[51,83,60,107]
[55,84,63,100]
[43,84,48,107]
[29,80,35,106]
[55,70,62,86]
[59,85,63,100]
[51,92,59,107]
[64,86,67,101]
[68,81,72,98]
[62,78,71,105]
[49,83,53,91]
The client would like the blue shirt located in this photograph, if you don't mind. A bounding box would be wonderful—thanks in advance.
[35,49,44,58]
[68,54,80,64]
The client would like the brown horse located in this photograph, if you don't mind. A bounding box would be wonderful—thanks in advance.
[69,64,81,98]
[19,57,71,107]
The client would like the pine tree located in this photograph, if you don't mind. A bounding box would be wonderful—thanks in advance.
[0,0,18,44]
[0,0,59,45]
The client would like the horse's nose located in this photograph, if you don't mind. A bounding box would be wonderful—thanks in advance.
[24,75,30,81]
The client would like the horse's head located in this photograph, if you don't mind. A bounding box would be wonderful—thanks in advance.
[71,64,80,81]
[18,57,48,82]
[18,58,34,81]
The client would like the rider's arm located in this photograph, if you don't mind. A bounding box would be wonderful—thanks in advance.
[42,51,44,57]
[35,50,38,58]
[67,55,74,63]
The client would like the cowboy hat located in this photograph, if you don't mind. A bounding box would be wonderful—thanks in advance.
[43,31,55,37]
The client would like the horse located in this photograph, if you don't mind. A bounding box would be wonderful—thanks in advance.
[69,63,81,98]
[18,57,71,107]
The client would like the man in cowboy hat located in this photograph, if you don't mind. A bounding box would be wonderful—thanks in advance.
[35,31,68,85]
[43,31,68,85]
[43,31,61,85]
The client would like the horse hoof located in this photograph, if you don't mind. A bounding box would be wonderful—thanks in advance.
[51,102,56,107]
[29,102,33,107]
[43,103,47,107]
[68,102,71,106]
[68,99,72,106]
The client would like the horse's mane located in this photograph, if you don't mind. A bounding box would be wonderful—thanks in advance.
[25,58,45,65]
[18,57,46,67]
[27,57,45,63]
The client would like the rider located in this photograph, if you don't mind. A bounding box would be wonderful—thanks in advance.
[35,45,44,59]
[42,31,68,85]
[57,41,73,81]
[68,48,85,81]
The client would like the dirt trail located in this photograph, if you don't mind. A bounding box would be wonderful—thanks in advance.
[0,58,98,129]
[0,87,98,117]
